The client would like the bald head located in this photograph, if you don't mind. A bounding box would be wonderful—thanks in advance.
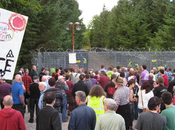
[15,74,22,82]
[42,76,47,82]
[149,74,153,80]
[3,95,13,107]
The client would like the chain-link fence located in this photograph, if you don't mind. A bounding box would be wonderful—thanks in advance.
[32,48,175,73]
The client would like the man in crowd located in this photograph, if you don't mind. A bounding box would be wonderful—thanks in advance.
[161,92,175,130]
[135,96,166,130]
[68,91,96,130]
[37,92,61,130]
[45,78,64,127]
[148,74,154,90]
[84,74,93,91]
[72,74,89,98]
[56,75,69,122]
[0,95,26,130]
[0,77,11,109]
[98,71,110,89]
[11,74,25,117]
[28,76,40,123]
[30,65,37,81]
[98,65,107,74]
[95,98,125,130]
[22,69,33,112]
[38,82,47,109]
[18,67,24,77]
[39,67,46,81]
[113,76,131,129]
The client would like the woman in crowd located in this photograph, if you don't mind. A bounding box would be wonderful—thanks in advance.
[138,81,154,113]
[87,85,106,119]
[128,79,137,125]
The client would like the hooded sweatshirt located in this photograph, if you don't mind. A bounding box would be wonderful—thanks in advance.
[0,108,26,130]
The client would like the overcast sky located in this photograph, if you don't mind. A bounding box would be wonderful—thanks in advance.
[77,0,119,26]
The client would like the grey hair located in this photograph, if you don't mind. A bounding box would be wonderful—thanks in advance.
[3,95,13,106]
[45,70,50,75]
[75,91,86,102]
[104,98,117,110]
[39,82,47,88]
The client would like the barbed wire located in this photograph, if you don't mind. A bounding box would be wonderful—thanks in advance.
[34,47,175,53]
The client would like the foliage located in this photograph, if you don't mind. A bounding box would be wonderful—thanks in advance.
[86,0,175,51]
[1,0,175,71]
[0,0,85,69]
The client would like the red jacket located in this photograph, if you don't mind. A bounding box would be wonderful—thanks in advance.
[163,74,169,87]
[0,108,26,130]
[99,75,110,89]
[22,74,33,92]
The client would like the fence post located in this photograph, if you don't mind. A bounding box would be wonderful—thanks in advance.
[38,52,42,74]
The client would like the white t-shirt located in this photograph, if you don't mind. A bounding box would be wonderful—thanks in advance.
[138,89,154,109]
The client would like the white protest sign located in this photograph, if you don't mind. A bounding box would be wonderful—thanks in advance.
[69,53,76,64]
[0,8,28,80]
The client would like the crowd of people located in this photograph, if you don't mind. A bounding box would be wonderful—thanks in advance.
[0,64,175,130]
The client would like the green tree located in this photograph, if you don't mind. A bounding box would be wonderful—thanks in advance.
[150,1,175,49]
[88,5,110,48]
[0,0,41,68]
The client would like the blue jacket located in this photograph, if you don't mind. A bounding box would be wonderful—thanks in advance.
[68,104,96,130]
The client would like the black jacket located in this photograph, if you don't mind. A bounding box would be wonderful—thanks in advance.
[37,105,61,130]
[72,80,89,98]
[44,88,64,113]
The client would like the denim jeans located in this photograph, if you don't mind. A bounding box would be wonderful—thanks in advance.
[129,104,135,123]
[59,112,62,130]
[62,94,67,121]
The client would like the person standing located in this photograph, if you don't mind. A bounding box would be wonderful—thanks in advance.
[140,65,149,84]
[161,92,175,130]
[38,82,47,110]
[135,96,166,130]
[65,75,75,115]
[0,95,26,130]
[95,98,125,130]
[160,69,169,87]
[37,92,61,130]
[137,81,154,113]
[98,65,107,74]
[30,65,37,81]
[113,76,132,130]
[45,78,64,128]
[39,67,46,81]
[55,75,69,122]
[72,74,89,98]
[84,74,93,91]
[68,91,96,130]
[11,74,25,117]
[98,71,110,90]
[0,77,11,109]
[153,77,167,111]
[28,76,40,123]
[22,69,33,112]
[87,85,106,120]
[104,74,116,98]
[18,67,24,77]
